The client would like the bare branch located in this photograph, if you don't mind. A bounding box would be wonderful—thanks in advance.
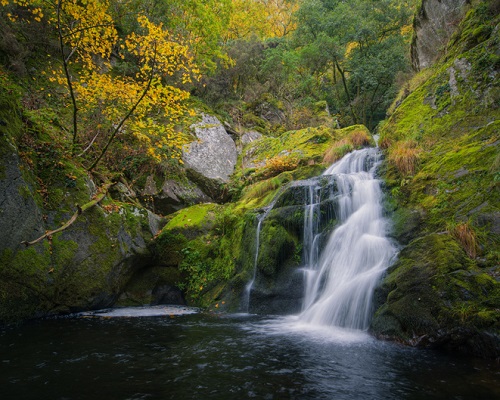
[21,181,114,247]
[78,129,102,157]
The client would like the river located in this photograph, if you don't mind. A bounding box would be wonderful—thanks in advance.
[0,309,498,399]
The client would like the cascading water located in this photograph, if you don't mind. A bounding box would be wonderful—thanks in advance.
[241,207,272,313]
[299,148,396,329]
[243,147,396,328]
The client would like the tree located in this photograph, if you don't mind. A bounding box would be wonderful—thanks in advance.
[224,0,298,41]
[1,0,198,170]
[113,0,232,74]
[293,0,415,128]
[1,0,200,245]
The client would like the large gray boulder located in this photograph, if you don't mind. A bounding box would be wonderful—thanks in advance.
[182,114,237,199]
[411,0,470,70]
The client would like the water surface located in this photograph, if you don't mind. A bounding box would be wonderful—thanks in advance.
[1,312,498,399]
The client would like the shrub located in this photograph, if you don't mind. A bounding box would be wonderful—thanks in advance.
[257,154,300,179]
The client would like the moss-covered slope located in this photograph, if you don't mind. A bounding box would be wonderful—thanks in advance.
[373,0,500,358]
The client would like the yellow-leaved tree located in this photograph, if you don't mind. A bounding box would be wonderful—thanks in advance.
[1,0,198,170]
[225,0,298,40]
[1,0,200,245]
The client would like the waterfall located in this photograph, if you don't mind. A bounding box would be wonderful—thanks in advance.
[299,148,396,330]
[241,207,271,313]
[301,184,322,311]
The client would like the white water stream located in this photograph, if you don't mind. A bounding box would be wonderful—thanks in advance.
[299,148,396,329]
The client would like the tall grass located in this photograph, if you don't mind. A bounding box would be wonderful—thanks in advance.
[449,222,479,259]
[323,139,353,164]
[349,129,371,147]
[388,140,422,176]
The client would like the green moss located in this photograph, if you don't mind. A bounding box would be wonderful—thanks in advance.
[164,203,219,232]
[380,9,500,282]
[153,230,188,266]
[257,221,297,278]
[0,70,23,159]
[51,235,78,268]
[154,202,250,308]
[242,112,269,131]
[0,243,53,322]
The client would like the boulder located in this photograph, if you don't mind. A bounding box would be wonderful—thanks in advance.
[237,130,263,155]
[141,175,212,215]
[411,0,470,70]
[371,234,500,359]
[182,114,237,199]
[241,130,263,146]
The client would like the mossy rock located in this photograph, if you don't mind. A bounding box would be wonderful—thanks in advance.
[256,221,298,279]
[115,266,184,307]
[0,200,154,323]
[162,203,220,239]
[372,233,500,357]
[376,3,500,357]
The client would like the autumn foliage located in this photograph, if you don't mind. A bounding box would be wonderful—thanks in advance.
[225,0,298,40]
[1,0,198,170]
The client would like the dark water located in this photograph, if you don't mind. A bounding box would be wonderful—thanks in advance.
[0,312,498,400]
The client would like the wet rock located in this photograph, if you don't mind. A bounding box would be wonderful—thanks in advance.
[0,148,155,321]
[151,284,185,305]
[249,268,304,314]
[0,149,45,250]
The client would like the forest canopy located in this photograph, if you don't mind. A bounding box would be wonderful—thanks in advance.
[0,0,416,175]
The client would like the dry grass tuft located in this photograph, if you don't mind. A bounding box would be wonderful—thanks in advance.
[349,129,371,147]
[323,139,353,164]
[378,136,392,150]
[450,222,479,259]
[388,140,422,176]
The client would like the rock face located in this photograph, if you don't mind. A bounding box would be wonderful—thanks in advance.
[182,114,238,199]
[0,140,160,323]
[141,175,212,215]
[249,176,338,314]
[411,0,470,70]
[0,148,45,251]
